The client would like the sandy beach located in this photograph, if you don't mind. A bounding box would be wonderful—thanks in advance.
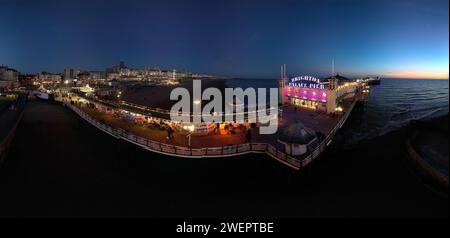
[121,79,228,110]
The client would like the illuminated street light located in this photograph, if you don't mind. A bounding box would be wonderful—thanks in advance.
[183,125,195,132]
[193,100,201,114]
[183,125,195,147]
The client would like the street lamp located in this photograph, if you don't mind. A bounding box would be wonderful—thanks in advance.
[194,100,200,106]
[184,125,195,147]
[194,100,201,117]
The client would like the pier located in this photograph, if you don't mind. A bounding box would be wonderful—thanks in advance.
[56,92,361,170]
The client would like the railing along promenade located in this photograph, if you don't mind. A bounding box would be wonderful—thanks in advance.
[60,98,357,170]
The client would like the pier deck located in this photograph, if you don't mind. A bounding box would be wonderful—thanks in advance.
[74,99,348,148]
[58,95,359,169]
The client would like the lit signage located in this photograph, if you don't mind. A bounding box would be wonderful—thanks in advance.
[288,76,325,89]
[285,76,327,102]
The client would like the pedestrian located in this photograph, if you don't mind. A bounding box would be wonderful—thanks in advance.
[169,127,174,140]
[166,128,172,140]
[213,120,219,134]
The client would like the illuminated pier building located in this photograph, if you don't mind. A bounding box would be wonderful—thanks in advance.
[279,66,360,113]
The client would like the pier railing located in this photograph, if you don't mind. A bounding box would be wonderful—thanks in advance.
[62,98,357,170]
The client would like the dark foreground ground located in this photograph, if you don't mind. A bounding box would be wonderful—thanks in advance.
[0,101,447,217]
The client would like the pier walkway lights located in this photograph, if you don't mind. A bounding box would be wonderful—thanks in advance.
[183,125,195,132]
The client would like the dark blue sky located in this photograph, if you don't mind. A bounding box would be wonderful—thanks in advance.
[1,0,448,78]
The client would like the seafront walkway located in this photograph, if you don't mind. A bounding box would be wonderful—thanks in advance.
[56,95,358,170]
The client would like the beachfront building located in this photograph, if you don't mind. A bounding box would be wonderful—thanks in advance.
[278,121,319,156]
[78,84,95,94]
[279,74,360,113]
[77,71,104,82]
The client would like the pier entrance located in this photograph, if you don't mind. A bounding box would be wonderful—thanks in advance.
[291,97,319,110]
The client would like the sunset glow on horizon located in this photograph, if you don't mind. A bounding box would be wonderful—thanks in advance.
[383,70,449,79]
[0,0,448,79]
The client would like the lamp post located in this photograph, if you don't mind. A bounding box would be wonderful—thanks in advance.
[335,106,343,119]
[187,132,191,147]
[194,100,201,122]
[184,125,195,147]
[194,99,200,112]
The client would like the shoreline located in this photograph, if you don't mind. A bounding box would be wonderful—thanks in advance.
[334,113,449,194]
[407,115,449,192]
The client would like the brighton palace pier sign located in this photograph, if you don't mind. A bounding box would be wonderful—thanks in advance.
[288,76,325,89]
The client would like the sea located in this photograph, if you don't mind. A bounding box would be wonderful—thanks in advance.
[226,78,449,145]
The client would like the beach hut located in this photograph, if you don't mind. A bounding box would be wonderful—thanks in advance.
[278,121,318,156]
